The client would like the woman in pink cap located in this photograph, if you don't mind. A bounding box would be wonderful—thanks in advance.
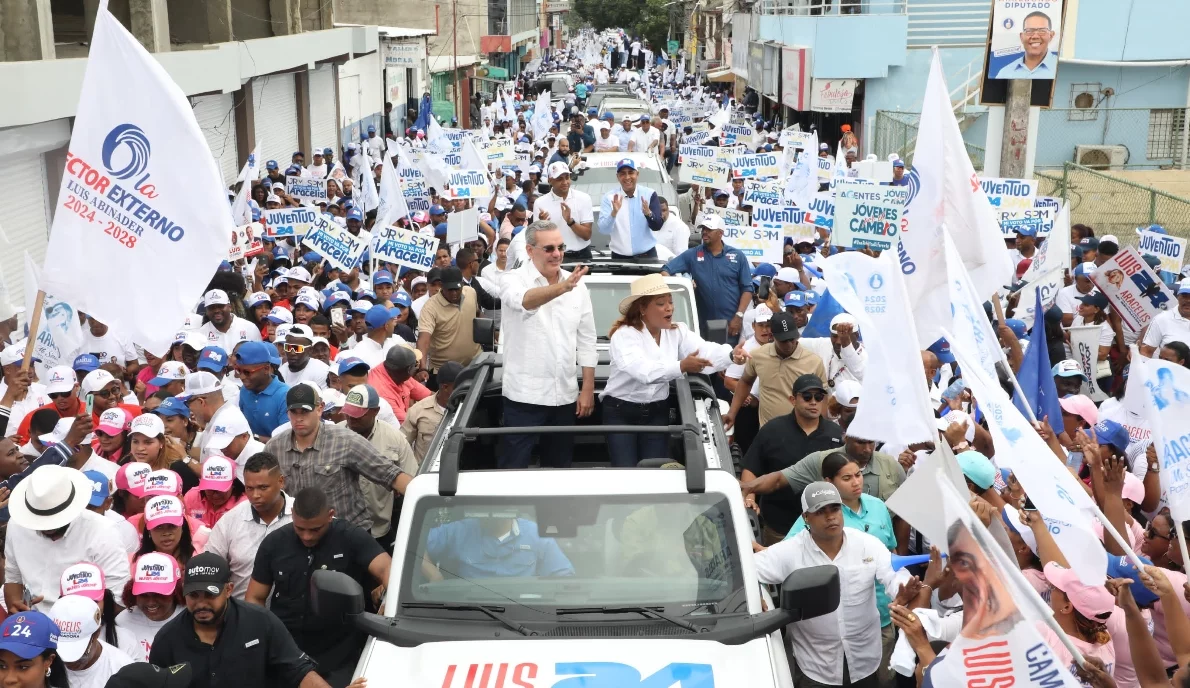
[112,462,150,524]
[134,495,208,568]
[58,563,138,659]
[93,407,131,462]
[126,414,197,491]
[115,553,184,662]
[181,457,246,528]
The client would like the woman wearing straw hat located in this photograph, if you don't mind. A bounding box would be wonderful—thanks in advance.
[602,274,747,466]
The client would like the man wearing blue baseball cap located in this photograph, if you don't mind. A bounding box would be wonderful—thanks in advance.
[662,212,754,341]
[233,342,290,440]
[1009,220,1040,269]
[889,159,908,186]
[365,123,385,159]
[597,158,665,260]
[345,207,365,236]
[1055,262,1099,327]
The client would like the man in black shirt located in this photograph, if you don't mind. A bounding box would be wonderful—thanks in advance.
[740,374,843,545]
[150,552,328,688]
[247,487,392,687]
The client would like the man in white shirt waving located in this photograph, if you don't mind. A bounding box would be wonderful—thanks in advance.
[499,221,597,469]
[753,481,899,688]
[533,162,596,262]
[628,116,660,153]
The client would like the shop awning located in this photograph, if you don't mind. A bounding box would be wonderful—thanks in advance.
[707,68,734,82]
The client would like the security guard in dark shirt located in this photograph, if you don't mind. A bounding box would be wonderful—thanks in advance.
[149,552,328,688]
[247,487,392,688]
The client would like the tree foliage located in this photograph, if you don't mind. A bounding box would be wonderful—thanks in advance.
[572,0,672,56]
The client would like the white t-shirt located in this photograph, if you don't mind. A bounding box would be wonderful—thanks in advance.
[1142,309,1190,353]
[629,126,660,153]
[0,383,50,439]
[279,358,330,389]
[115,607,184,662]
[653,215,691,258]
[198,316,263,354]
[1054,284,1089,316]
[305,163,328,179]
[65,640,135,688]
[533,189,595,250]
[81,331,138,365]
[102,509,141,554]
[594,134,621,152]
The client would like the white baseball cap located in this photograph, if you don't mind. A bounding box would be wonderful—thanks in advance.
[129,413,165,439]
[80,369,117,395]
[775,267,800,284]
[203,289,230,307]
[294,293,320,311]
[753,304,774,324]
[696,213,725,232]
[49,595,101,662]
[288,266,313,283]
[547,161,572,180]
[175,371,223,401]
[43,365,77,395]
[830,313,858,332]
[204,407,251,450]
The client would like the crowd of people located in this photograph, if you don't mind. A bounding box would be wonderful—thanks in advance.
[0,24,1187,688]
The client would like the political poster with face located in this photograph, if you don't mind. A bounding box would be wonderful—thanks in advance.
[1091,247,1175,332]
[832,182,906,251]
[228,222,265,261]
[286,175,328,203]
[263,207,319,238]
[39,7,233,356]
[987,0,1063,81]
[679,158,730,187]
[723,224,783,264]
[371,225,437,271]
[301,218,366,271]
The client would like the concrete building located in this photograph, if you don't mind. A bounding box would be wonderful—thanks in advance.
[0,1,424,300]
[724,0,1190,177]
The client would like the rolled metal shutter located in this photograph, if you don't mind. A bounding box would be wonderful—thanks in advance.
[190,94,239,186]
[308,65,339,157]
[1,153,51,304]
[252,73,300,169]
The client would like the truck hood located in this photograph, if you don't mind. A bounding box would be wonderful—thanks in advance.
[360,636,778,687]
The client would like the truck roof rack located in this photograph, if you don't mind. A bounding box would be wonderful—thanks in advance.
[436,355,708,497]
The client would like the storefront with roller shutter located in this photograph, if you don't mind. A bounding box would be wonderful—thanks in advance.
[190,94,240,186]
[308,64,339,158]
[252,73,300,168]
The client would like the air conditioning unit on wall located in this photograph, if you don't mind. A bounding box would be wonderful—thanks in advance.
[1074,145,1129,170]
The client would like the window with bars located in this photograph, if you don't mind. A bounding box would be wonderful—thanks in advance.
[1068,83,1102,121]
[1147,109,1185,161]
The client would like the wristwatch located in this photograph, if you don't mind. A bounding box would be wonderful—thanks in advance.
[734,312,744,319]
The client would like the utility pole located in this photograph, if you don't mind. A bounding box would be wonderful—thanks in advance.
[999,79,1030,177]
[453,0,461,126]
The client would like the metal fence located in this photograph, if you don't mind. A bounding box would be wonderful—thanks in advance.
[1035,107,1190,171]
[871,110,988,170]
[1037,163,1190,240]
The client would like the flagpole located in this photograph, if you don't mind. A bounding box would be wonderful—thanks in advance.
[990,292,1149,572]
[19,291,45,373]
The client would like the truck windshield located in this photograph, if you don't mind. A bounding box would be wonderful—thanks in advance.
[402,493,745,616]
[586,282,695,339]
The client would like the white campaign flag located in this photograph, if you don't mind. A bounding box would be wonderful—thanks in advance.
[1135,354,1190,527]
[784,131,818,211]
[426,117,451,155]
[376,148,411,229]
[915,474,1082,687]
[23,252,85,367]
[944,327,1108,585]
[823,251,936,446]
[903,48,1014,348]
[943,225,1007,381]
[40,6,232,355]
[352,148,380,213]
[229,141,262,226]
[1068,325,1109,402]
[531,91,554,141]
[1022,201,1071,283]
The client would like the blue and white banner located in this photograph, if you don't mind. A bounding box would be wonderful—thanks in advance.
[979,177,1037,230]
[264,207,319,238]
[721,123,753,145]
[1022,202,1071,284]
[285,175,328,203]
[1136,354,1190,529]
[301,219,366,271]
[372,225,437,271]
[447,169,491,200]
[724,225,783,264]
[703,205,749,228]
[679,158,730,187]
[742,180,781,207]
[678,144,716,165]
[731,152,780,179]
[397,152,432,213]
[1091,247,1175,332]
[1030,196,1061,237]
[832,182,906,251]
[23,252,84,367]
[804,193,835,232]
[40,6,232,355]
[1138,229,1187,278]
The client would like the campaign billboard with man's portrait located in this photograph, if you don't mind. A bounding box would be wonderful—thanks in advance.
[987,0,1064,81]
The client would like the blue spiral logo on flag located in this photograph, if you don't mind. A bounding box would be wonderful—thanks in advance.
[101,124,151,180]
[904,167,922,208]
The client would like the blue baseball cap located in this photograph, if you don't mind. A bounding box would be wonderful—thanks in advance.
[616,158,637,172]
[430,204,446,215]
[347,208,364,222]
[198,346,229,373]
[783,291,808,308]
[233,341,275,366]
[956,450,996,490]
[324,291,352,311]
[1005,318,1027,339]
[752,263,778,278]
[1105,555,1158,606]
[155,397,190,418]
[392,291,413,309]
[893,159,905,168]
[0,612,59,659]
[373,270,394,286]
[284,165,302,176]
[1178,279,1190,295]
[928,338,955,364]
[602,112,615,121]
[587,107,598,115]
[272,246,291,261]
[323,147,333,156]
[1073,262,1096,278]
[266,160,278,170]
[1014,223,1038,237]
[350,300,372,314]
[1093,419,1131,454]
[83,470,110,507]
[364,304,397,330]
[367,125,376,133]
[218,260,233,272]
[72,354,100,372]
[355,289,377,302]
[434,222,448,236]
[300,252,321,265]
[245,292,271,308]
[336,357,370,376]
[712,189,729,198]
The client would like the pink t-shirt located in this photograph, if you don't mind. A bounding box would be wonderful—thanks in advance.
[137,366,160,397]
[181,488,246,529]
[1037,621,1116,685]
[1091,518,1145,555]
[1022,567,1050,599]
[1105,605,1151,688]
[1152,568,1190,668]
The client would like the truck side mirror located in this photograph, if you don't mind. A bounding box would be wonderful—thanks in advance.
[473,317,495,351]
[311,570,365,623]
[705,319,728,344]
[780,565,840,621]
